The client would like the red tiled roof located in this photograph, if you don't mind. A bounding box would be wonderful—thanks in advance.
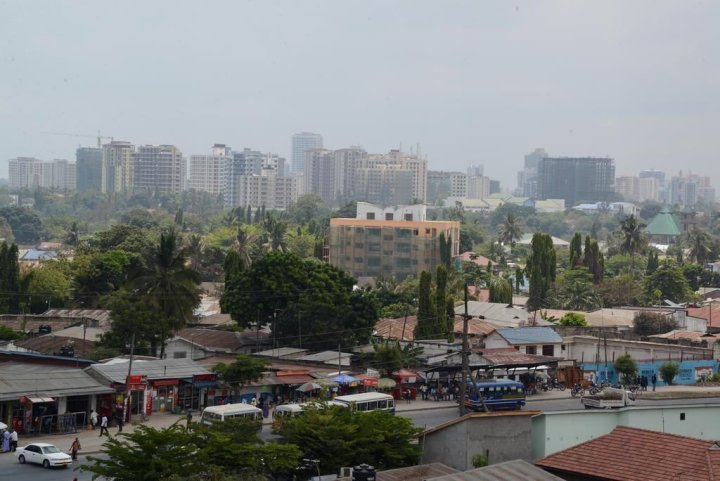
[375,316,496,342]
[456,252,492,267]
[536,426,718,481]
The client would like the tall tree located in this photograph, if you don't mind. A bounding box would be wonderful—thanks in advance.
[438,233,453,269]
[645,259,694,304]
[619,214,646,260]
[569,233,583,268]
[646,250,659,275]
[212,354,268,394]
[526,233,556,312]
[0,242,21,313]
[687,228,713,266]
[582,236,604,284]
[498,212,523,249]
[435,265,449,338]
[488,277,513,304]
[263,212,288,252]
[128,229,201,357]
[414,271,435,340]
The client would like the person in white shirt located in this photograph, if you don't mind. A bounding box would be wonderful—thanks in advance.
[99,414,109,437]
[90,410,98,430]
[9,429,18,452]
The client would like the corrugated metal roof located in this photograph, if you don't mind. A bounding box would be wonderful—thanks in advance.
[86,358,212,383]
[495,327,562,344]
[0,362,114,401]
[645,208,682,237]
[338,463,458,481]
[427,460,563,481]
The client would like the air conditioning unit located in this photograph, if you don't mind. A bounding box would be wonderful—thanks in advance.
[340,467,353,478]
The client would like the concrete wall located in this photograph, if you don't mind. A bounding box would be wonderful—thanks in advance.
[485,332,560,357]
[581,359,718,386]
[421,412,536,471]
[532,405,720,459]
[564,336,711,365]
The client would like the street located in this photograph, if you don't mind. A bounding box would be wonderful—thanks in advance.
[397,395,720,430]
[0,453,96,480]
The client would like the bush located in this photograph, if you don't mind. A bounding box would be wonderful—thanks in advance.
[659,362,680,385]
[633,312,678,336]
[0,325,20,341]
[558,312,588,327]
[472,453,488,468]
[614,353,638,385]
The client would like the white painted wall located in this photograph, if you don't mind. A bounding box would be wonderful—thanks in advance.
[532,405,720,459]
[563,336,711,364]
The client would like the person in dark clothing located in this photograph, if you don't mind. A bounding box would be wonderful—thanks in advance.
[651,373,657,391]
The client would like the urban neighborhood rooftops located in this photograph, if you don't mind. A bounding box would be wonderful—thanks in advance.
[427,460,563,481]
[86,358,212,384]
[0,362,114,402]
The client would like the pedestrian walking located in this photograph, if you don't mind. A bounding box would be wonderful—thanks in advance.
[70,437,81,461]
[116,413,124,433]
[99,414,109,437]
[651,373,657,391]
[1,429,9,452]
[186,410,193,428]
[9,428,17,452]
[90,409,98,430]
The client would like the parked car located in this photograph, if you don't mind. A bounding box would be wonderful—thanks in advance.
[15,443,72,468]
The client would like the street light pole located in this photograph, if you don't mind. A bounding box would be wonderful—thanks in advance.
[124,331,136,424]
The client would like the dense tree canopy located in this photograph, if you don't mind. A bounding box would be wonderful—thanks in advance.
[221,251,377,350]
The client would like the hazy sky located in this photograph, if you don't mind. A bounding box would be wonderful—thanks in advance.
[1,1,719,189]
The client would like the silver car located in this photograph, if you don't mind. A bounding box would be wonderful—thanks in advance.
[16,442,72,468]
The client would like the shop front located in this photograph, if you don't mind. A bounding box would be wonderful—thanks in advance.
[179,374,218,411]
[149,379,178,413]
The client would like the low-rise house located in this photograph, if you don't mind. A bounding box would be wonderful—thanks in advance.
[454,302,553,329]
[564,335,712,365]
[0,356,114,435]
[535,426,720,480]
[165,328,269,360]
[484,327,563,358]
[85,358,217,415]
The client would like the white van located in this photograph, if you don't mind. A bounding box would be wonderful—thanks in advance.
[200,403,263,425]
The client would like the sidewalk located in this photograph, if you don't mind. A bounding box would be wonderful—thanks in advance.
[17,412,187,456]
[19,384,720,456]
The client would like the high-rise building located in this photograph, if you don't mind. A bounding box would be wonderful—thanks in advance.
[76,147,103,192]
[225,148,286,209]
[291,132,323,174]
[304,149,338,203]
[132,145,186,194]
[467,164,484,177]
[189,144,231,197]
[639,170,667,202]
[233,175,299,210]
[516,148,547,198]
[427,171,467,203]
[101,141,135,194]
[8,157,43,189]
[466,175,491,199]
[668,171,715,206]
[328,202,460,281]
[638,176,660,203]
[8,157,76,190]
[537,157,615,207]
[50,159,76,190]
[615,176,639,202]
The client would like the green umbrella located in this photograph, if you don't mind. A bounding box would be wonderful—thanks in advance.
[378,378,396,389]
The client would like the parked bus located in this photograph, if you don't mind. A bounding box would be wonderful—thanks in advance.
[463,379,526,411]
[272,401,346,428]
[333,393,396,414]
[200,403,263,425]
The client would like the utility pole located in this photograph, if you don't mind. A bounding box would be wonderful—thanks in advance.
[459,282,471,416]
[124,332,136,423]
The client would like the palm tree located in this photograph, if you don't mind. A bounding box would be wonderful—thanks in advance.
[263,213,288,252]
[234,225,259,267]
[498,213,523,248]
[619,215,646,257]
[129,229,201,357]
[185,234,204,272]
[687,228,713,266]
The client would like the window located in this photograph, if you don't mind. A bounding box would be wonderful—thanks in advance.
[355,227,365,234]
[368,228,381,236]
[526,346,537,355]
[368,242,381,252]
[385,213,394,220]
[404,213,413,221]
[383,234,394,241]
[542,345,554,356]
[396,228,411,238]
[396,242,411,253]
[174,351,187,359]
[395,258,411,268]
[354,242,364,248]
[354,257,363,263]
[366,213,375,220]
[367,257,381,267]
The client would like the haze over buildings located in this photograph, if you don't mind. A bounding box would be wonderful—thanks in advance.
[1,2,718,190]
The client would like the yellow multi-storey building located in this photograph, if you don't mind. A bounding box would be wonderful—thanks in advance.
[328,203,460,281]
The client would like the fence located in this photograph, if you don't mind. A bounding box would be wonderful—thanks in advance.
[32,412,86,435]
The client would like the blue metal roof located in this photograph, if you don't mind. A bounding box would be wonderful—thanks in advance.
[21,249,57,261]
[496,327,562,344]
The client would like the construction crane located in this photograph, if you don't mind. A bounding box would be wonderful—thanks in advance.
[41,131,114,148]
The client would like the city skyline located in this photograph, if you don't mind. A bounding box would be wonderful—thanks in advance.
[1,2,719,188]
